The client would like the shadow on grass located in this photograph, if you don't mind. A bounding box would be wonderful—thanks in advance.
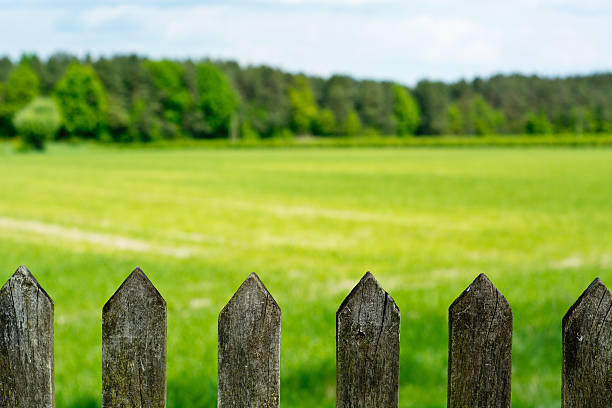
[59,376,217,408]
[63,395,99,408]
[168,374,217,407]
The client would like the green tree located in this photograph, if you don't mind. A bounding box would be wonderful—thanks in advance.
[393,85,420,135]
[357,81,396,134]
[19,54,44,83]
[94,55,157,141]
[314,108,336,136]
[0,82,3,136]
[13,97,61,150]
[144,60,191,138]
[449,94,504,135]
[0,62,40,135]
[414,80,450,135]
[0,57,12,82]
[288,75,318,134]
[525,112,552,134]
[3,52,612,142]
[593,106,612,133]
[469,94,504,135]
[195,63,239,138]
[240,121,260,140]
[128,98,162,142]
[447,104,463,134]
[342,109,362,136]
[324,75,358,127]
[106,95,131,141]
[42,53,77,94]
[570,107,597,134]
[54,63,107,138]
[232,66,292,137]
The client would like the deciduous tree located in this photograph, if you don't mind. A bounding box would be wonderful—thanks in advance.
[54,63,107,138]
[289,75,318,135]
[393,85,420,136]
[195,63,239,138]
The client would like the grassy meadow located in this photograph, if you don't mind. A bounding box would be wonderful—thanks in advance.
[0,144,611,407]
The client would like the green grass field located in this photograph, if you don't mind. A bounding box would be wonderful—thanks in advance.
[0,144,611,407]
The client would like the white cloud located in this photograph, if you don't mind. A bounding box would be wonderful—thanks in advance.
[59,4,503,82]
[81,5,136,26]
[0,1,610,84]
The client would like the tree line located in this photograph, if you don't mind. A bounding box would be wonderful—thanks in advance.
[0,53,610,148]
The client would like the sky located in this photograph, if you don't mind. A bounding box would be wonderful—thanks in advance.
[1,0,611,85]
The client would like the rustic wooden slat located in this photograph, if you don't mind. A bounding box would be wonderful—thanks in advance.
[102,267,166,408]
[218,272,281,408]
[336,272,401,408]
[562,277,611,408]
[448,273,512,408]
[0,265,54,408]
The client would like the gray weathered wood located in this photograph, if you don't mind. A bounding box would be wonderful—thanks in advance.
[218,273,281,408]
[448,273,512,408]
[562,277,611,408]
[336,272,400,408]
[102,267,166,408]
[0,265,54,408]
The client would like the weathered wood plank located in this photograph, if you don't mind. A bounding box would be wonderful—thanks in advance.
[218,273,281,408]
[102,267,166,408]
[336,272,401,408]
[0,265,54,408]
[448,273,512,408]
[562,277,611,408]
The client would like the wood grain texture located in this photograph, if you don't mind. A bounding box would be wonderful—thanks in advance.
[448,273,512,408]
[562,278,611,408]
[102,267,166,408]
[336,272,400,408]
[0,265,54,408]
[218,273,281,408]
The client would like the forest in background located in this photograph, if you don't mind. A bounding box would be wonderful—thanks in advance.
[0,53,611,148]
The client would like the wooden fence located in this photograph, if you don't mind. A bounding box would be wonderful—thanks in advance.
[0,265,610,407]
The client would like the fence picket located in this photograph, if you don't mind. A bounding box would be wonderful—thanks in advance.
[0,266,54,408]
[562,278,611,407]
[448,273,512,407]
[218,272,281,408]
[0,262,610,407]
[102,267,167,408]
[336,272,401,408]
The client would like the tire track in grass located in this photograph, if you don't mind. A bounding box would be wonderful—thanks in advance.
[0,216,196,258]
[0,215,359,256]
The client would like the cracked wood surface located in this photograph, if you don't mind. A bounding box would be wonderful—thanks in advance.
[102,267,166,408]
[336,272,400,408]
[218,273,281,408]
[0,266,54,408]
[562,278,611,407]
[448,274,512,408]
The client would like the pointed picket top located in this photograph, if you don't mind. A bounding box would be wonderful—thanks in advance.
[102,267,166,408]
[218,272,281,408]
[448,274,512,408]
[103,266,165,312]
[562,277,610,328]
[449,273,510,313]
[336,272,401,408]
[219,272,280,319]
[562,278,611,407]
[0,265,53,304]
[0,265,54,408]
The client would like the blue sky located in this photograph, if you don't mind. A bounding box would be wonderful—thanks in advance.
[1,0,611,84]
